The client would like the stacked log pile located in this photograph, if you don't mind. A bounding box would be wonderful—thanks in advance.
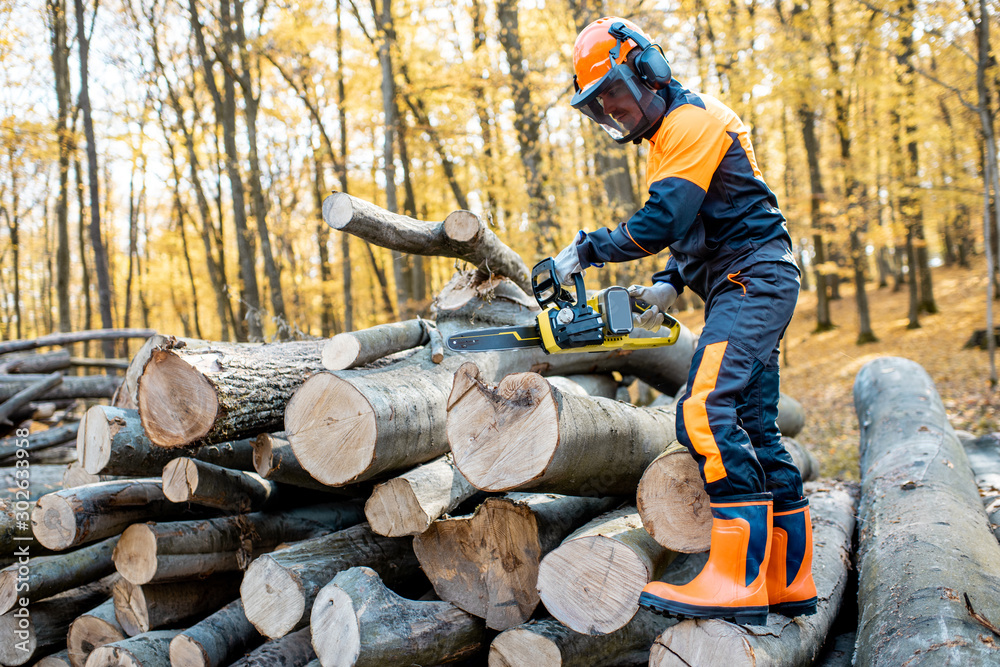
[9,194,1000,667]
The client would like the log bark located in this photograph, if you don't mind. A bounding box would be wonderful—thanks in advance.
[78,406,256,476]
[551,374,619,399]
[0,350,71,374]
[322,319,430,370]
[0,577,114,666]
[0,329,156,355]
[412,493,617,630]
[364,455,478,537]
[448,365,676,494]
[776,393,805,438]
[252,433,334,492]
[62,463,122,489]
[83,630,181,667]
[960,433,1000,540]
[323,192,531,293]
[0,375,118,402]
[0,373,63,426]
[137,338,327,448]
[311,566,485,667]
[161,458,278,512]
[240,522,420,639]
[649,481,858,666]
[35,649,72,667]
[1,465,65,499]
[0,536,118,615]
[0,499,39,556]
[537,507,675,635]
[782,436,820,482]
[111,575,242,636]
[67,599,125,667]
[113,502,364,585]
[69,358,129,371]
[0,422,80,462]
[168,599,262,667]
[852,356,1000,666]
[31,480,182,551]
[228,627,315,667]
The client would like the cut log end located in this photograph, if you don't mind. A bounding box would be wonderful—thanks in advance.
[253,434,275,478]
[637,447,712,553]
[309,585,361,667]
[649,621,753,666]
[80,404,114,474]
[138,349,219,448]
[114,524,158,585]
[488,629,562,667]
[113,579,151,636]
[364,478,428,537]
[31,493,79,551]
[322,192,354,230]
[168,634,212,667]
[443,210,481,243]
[0,612,36,664]
[85,646,145,667]
[161,458,198,503]
[68,613,125,667]
[285,373,376,486]
[321,334,362,371]
[239,555,305,639]
[536,536,649,635]
[448,371,558,491]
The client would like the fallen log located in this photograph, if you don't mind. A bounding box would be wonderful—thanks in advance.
[0,329,156,355]
[229,627,315,667]
[448,365,676,494]
[162,458,278,512]
[311,566,485,667]
[168,599,263,667]
[240,522,420,639]
[0,577,114,666]
[0,375,118,402]
[550,374,619,399]
[1,463,66,498]
[649,481,857,666]
[364,455,478,537]
[31,479,182,551]
[0,536,118,615]
[814,631,856,667]
[322,319,431,371]
[0,499,38,556]
[0,373,63,426]
[252,433,334,492]
[323,193,531,293]
[113,502,364,584]
[78,406,256,476]
[0,422,80,462]
[412,493,617,630]
[83,630,181,667]
[35,649,72,667]
[136,338,327,448]
[636,442,711,553]
[776,394,805,438]
[0,350,72,374]
[62,463,122,489]
[782,437,820,482]
[960,433,1000,540]
[537,507,674,635]
[70,358,129,371]
[112,575,242,636]
[852,356,1000,666]
[67,599,125,667]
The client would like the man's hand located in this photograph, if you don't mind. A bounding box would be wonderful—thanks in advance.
[628,282,678,331]
[553,231,586,285]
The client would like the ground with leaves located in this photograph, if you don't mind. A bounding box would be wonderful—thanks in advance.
[673,260,998,480]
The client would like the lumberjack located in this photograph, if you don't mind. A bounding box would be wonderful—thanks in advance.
[556,16,816,625]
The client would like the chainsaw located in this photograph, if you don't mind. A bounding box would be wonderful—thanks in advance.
[446,258,681,354]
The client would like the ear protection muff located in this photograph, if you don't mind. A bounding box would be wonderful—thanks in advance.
[608,22,672,90]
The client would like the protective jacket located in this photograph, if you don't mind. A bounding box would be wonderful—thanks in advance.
[576,79,798,299]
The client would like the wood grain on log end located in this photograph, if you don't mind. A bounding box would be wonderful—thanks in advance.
[253,433,278,478]
[364,478,427,537]
[649,620,753,666]
[637,445,712,553]
[309,583,361,666]
[285,373,376,486]
[167,634,211,667]
[138,349,219,448]
[35,651,72,667]
[321,334,362,371]
[113,524,158,585]
[443,210,481,243]
[488,628,563,667]
[239,555,304,639]
[67,601,125,667]
[0,611,37,663]
[85,630,181,667]
[448,371,558,491]
[31,493,79,551]
[79,405,123,474]
[161,457,199,503]
[322,192,354,230]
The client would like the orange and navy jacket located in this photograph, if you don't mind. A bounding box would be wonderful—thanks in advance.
[576,80,797,299]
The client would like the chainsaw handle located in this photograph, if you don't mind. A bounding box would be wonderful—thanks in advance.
[531,258,575,309]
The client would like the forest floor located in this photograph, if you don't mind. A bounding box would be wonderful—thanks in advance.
[671,258,999,480]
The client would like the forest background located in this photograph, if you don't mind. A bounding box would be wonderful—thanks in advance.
[0,0,998,453]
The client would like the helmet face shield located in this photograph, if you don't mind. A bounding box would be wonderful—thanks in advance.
[571,63,666,143]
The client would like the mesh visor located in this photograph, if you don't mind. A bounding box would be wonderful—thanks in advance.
[571,64,663,143]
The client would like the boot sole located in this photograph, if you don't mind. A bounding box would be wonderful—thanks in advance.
[638,592,769,626]
[771,597,818,617]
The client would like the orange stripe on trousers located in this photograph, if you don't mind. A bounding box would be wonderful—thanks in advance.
[683,340,729,483]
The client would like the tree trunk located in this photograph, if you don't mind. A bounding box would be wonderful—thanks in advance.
[161,458,278,512]
[67,598,125,667]
[0,375,117,402]
[84,630,182,667]
[137,338,326,448]
[0,535,117,615]
[229,627,315,667]
[448,365,676,494]
[412,493,616,631]
[31,479,182,551]
[0,329,155,355]
[323,193,531,293]
[537,507,675,635]
[0,422,79,461]
[79,406,256,476]
[47,0,72,334]
[112,575,241,636]
[853,356,1000,665]
[364,454,478,537]
[322,319,430,370]
[239,523,420,639]
[0,349,71,374]
[311,566,485,667]
[168,599,262,667]
[0,373,62,426]
[649,481,857,666]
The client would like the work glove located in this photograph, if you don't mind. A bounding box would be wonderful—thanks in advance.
[553,231,587,285]
[628,282,678,332]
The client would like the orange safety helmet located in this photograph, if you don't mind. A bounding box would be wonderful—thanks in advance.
[571,17,671,144]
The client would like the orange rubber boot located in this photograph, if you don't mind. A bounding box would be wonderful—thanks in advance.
[767,498,818,616]
[639,494,772,625]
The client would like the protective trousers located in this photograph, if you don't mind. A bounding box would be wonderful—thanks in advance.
[675,261,803,504]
